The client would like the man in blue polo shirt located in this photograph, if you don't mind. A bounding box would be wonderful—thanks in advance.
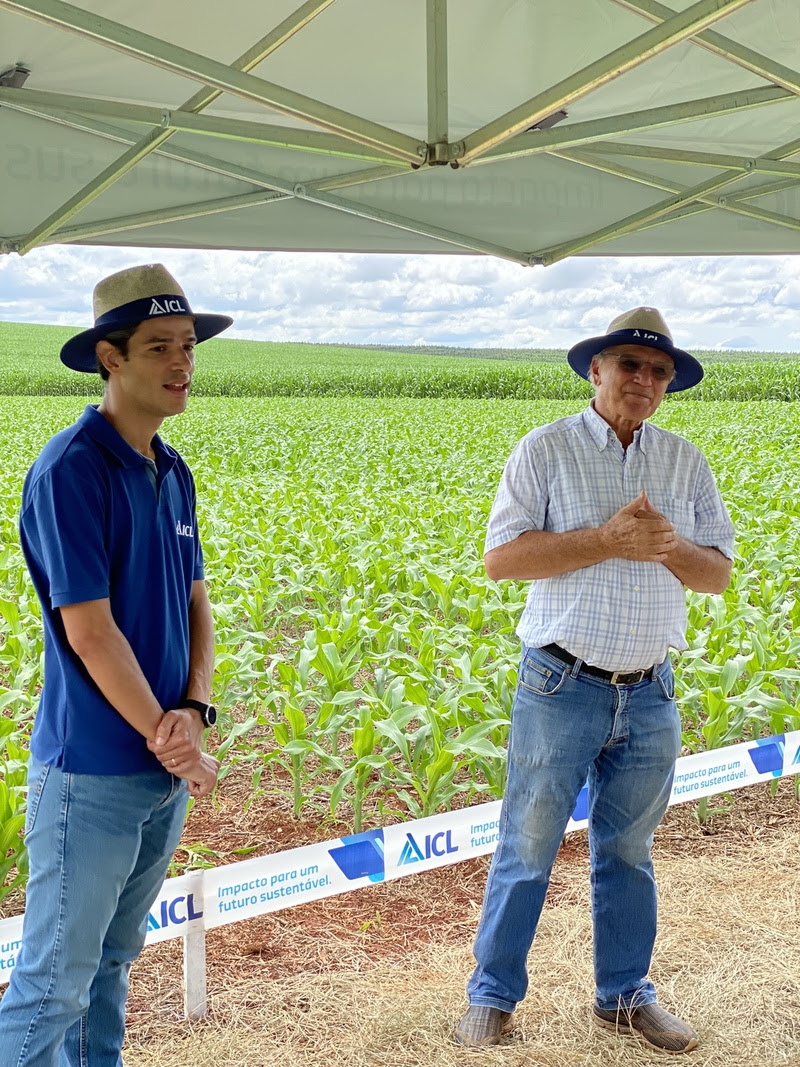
[0,263,231,1067]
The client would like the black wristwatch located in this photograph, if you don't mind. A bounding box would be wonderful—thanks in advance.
[183,698,217,729]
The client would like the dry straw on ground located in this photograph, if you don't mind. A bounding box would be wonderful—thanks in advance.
[122,799,799,1067]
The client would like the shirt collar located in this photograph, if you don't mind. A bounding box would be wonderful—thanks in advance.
[636,421,649,454]
[79,405,177,472]
[582,403,649,454]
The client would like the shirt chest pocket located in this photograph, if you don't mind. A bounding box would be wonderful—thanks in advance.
[653,496,695,539]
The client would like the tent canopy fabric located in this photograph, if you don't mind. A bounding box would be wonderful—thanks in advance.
[1,0,800,266]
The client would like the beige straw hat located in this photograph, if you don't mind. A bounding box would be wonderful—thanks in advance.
[567,306,703,392]
[60,263,233,372]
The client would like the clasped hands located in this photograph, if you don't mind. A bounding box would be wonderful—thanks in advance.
[146,706,219,798]
[601,490,679,563]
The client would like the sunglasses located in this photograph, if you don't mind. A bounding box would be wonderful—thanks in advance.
[607,354,676,382]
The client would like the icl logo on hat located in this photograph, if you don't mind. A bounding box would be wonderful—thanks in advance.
[567,306,704,393]
[148,296,188,316]
[60,263,233,374]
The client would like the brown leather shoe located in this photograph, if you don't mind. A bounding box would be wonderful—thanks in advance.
[454,1005,515,1047]
[593,1002,699,1053]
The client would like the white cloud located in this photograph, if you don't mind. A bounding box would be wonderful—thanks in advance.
[1,245,798,351]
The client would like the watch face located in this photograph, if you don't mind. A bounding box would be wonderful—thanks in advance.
[205,705,218,727]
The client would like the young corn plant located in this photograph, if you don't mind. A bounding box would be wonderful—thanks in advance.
[0,725,29,909]
[269,703,342,817]
[329,712,392,832]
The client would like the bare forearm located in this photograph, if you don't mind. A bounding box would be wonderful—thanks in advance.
[185,581,215,702]
[485,528,609,581]
[485,493,703,582]
[166,582,218,797]
[149,583,214,778]
[662,538,732,593]
[61,611,163,741]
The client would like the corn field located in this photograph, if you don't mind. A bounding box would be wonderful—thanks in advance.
[3,322,800,400]
[1,328,800,904]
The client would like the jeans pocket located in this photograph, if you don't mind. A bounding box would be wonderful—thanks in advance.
[518,653,568,697]
[656,664,675,701]
[25,760,51,835]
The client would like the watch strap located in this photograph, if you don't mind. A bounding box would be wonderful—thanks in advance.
[182,698,217,728]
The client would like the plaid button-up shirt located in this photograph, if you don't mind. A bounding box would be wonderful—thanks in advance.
[486,404,735,672]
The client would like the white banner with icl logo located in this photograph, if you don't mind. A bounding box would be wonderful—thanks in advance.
[1,730,798,983]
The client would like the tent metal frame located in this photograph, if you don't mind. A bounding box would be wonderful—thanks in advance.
[2,0,800,264]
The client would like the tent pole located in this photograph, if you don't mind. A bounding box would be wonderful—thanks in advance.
[11,0,343,254]
[459,0,754,164]
[0,87,402,164]
[0,0,425,163]
[587,142,800,181]
[474,86,792,166]
[426,0,449,161]
[612,0,800,95]
[539,133,800,262]
[555,148,800,234]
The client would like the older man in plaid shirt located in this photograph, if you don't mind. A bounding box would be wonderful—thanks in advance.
[456,308,734,1055]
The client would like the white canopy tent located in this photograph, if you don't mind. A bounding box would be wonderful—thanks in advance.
[1,0,800,267]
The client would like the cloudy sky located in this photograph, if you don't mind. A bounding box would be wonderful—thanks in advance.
[2,245,799,352]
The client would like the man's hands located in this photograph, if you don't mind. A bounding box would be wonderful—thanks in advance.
[148,706,204,775]
[147,706,219,798]
[184,753,220,799]
[601,491,679,563]
[483,489,728,589]
[484,491,680,581]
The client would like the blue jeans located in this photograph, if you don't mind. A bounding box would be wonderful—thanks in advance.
[0,757,188,1067]
[468,644,681,1013]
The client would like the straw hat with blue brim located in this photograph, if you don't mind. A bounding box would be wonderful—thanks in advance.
[567,306,703,393]
[60,263,233,373]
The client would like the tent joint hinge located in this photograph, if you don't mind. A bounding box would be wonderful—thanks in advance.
[424,141,465,167]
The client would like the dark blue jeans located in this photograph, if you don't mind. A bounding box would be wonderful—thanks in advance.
[468,644,681,1013]
[0,757,188,1067]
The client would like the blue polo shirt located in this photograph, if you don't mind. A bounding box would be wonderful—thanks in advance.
[20,405,204,774]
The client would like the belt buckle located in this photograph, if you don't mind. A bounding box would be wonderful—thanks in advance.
[609,668,646,686]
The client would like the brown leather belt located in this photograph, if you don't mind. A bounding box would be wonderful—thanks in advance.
[540,643,656,686]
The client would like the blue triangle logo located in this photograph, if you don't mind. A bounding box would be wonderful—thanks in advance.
[398,834,425,865]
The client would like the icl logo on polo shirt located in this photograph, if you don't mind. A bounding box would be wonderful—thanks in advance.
[175,521,193,538]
